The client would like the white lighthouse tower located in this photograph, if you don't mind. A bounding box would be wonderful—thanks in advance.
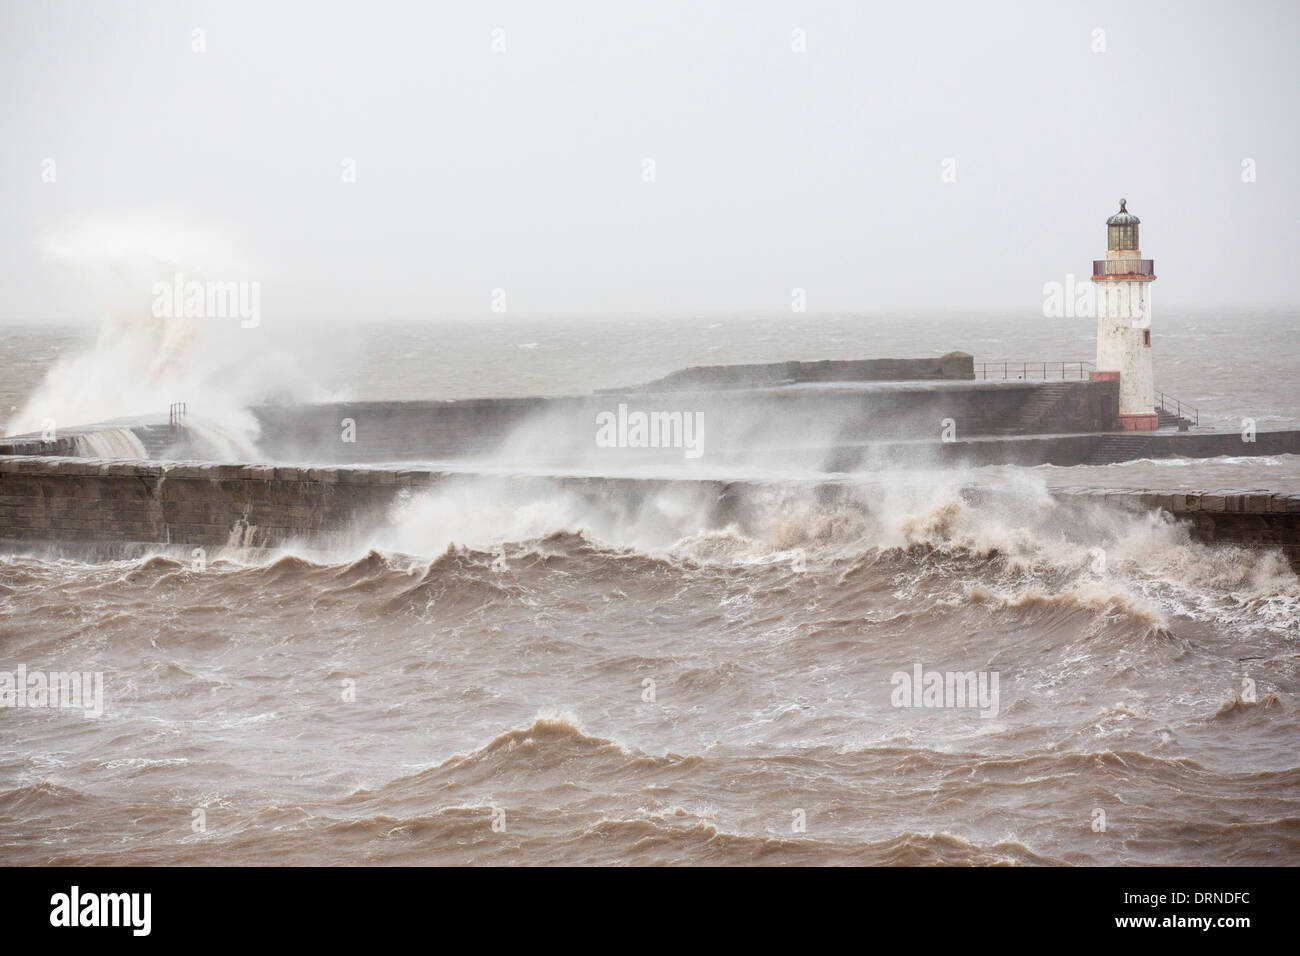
[1090,199,1158,430]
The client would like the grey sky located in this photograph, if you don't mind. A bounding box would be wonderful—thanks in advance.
[2,0,1297,321]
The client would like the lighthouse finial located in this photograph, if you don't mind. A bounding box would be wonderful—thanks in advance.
[1119,198,1127,211]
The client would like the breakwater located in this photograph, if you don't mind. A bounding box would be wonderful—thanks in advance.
[614,352,976,391]
[1,379,1120,464]
[2,456,1297,568]
[248,379,1121,464]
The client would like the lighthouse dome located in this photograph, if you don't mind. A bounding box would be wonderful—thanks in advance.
[1106,199,1140,226]
[1106,199,1140,251]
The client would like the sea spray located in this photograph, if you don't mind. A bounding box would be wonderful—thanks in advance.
[5,216,325,454]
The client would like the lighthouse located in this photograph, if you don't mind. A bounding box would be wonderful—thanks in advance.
[1090,199,1158,430]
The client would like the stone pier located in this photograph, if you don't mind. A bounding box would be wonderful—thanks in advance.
[2,457,1297,569]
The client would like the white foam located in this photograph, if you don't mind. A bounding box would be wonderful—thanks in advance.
[5,215,325,456]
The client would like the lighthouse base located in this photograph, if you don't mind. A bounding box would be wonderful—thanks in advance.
[1118,412,1159,431]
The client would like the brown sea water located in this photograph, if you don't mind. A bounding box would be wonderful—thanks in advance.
[1,310,1298,865]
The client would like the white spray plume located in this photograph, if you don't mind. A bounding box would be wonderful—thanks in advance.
[7,215,327,457]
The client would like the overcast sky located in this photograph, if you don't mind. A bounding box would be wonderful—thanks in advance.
[1,0,1297,321]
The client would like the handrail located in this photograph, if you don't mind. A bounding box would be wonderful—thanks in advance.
[975,360,1096,380]
[977,363,1199,425]
[1092,258,1155,277]
[1155,391,1198,426]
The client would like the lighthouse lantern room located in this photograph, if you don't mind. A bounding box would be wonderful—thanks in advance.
[1090,199,1158,430]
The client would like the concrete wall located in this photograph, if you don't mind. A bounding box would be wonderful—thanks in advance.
[250,380,1120,464]
[252,397,557,463]
[823,426,1300,470]
[0,435,78,456]
[0,379,1120,466]
[0,459,746,553]
[1063,488,1300,569]
[3,457,1297,569]
[0,457,415,550]
[621,352,975,391]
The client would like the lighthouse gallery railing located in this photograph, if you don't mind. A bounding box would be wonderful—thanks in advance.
[1092,259,1155,277]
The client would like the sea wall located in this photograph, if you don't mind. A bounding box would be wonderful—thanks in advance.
[1062,487,1300,568]
[2,457,1297,568]
[824,426,1300,470]
[0,458,421,550]
[249,380,1120,464]
[618,352,976,391]
[0,379,1121,465]
[0,435,78,456]
[0,458,746,552]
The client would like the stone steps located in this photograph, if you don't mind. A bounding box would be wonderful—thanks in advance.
[1157,407,1194,429]
[1086,433,1153,466]
[1001,383,1078,434]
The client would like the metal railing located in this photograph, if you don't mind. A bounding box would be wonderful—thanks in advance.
[169,402,187,436]
[1156,391,1198,426]
[976,361,1096,380]
[978,364,1199,425]
[1092,258,1155,277]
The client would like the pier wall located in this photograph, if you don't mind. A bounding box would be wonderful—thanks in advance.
[0,379,1121,465]
[248,380,1119,464]
[2,457,1297,569]
[619,353,976,391]
[825,427,1300,470]
[1062,488,1300,568]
